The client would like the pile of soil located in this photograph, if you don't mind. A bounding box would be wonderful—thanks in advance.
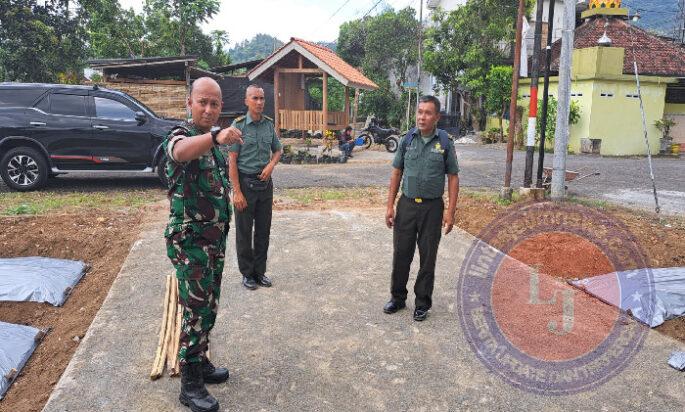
[0,211,145,412]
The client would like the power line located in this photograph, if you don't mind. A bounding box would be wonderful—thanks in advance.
[362,0,385,18]
[326,0,354,22]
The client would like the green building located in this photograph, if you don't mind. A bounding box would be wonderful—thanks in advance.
[517,1,685,156]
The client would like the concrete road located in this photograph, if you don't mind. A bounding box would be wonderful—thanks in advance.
[43,209,685,411]
[2,144,683,214]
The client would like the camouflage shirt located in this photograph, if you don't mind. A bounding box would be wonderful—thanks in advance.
[162,122,231,236]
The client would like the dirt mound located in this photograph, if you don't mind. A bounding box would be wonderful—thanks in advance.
[0,211,144,412]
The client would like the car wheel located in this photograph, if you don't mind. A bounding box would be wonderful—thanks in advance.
[385,136,399,153]
[157,155,169,188]
[0,147,48,191]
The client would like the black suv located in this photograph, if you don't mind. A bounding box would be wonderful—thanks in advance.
[0,83,179,191]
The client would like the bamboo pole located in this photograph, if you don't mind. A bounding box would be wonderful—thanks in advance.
[322,72,328,132]
[163,276,178,374]
[150,275,172,380]
[170,299,183,376]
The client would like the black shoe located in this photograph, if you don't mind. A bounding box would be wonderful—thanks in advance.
[383,300,406,314]
[179,363,219,412]
[255,274,272,287]
[413,307,430,321]
[202,358,229,384]
[242,276,258,290]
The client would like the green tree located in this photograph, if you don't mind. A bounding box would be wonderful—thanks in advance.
[229,34,284,63]
[364,8,418,89]
[0,0,87,82]
[337,19,366,67]
[210,30,230,66]
[307,77,346,112]
[423,0,521,119]
[336,7,419,126]
[484,65,512,140]
[535,95,581,144]
[84,0,147,58]
[148,0,220,55]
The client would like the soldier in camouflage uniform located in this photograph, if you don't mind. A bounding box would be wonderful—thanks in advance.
[163,77,243,412]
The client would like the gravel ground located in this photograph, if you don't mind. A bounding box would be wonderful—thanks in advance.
[2,144,682,214]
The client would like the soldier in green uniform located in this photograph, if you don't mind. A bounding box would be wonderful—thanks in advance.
[163,77,243,412]
[383,95,460,322]
[227,84,282,290]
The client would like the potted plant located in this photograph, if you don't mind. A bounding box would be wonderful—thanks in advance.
[655,118,676,154]
[294,150,307,164]
[281,145,293,164]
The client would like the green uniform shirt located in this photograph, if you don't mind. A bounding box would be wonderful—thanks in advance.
[162,122,231,236]
[392,128,459,199]
[228,113,282,174]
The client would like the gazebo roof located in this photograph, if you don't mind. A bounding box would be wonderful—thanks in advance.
[247,38,378,90]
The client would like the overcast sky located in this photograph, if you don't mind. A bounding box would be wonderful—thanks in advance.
[118,0,418,47]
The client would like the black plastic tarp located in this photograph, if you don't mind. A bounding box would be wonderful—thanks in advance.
[0,322,41,399]
[0,257,87,306]
[219,77,274,117]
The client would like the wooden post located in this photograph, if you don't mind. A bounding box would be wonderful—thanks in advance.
[322,72,328,132]
[298,55,303,69]
[274,67,280,136]
[344,86,350,127]
[352,88,360,134]
[185,61,191,119]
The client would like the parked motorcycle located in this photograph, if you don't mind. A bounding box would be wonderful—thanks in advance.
[357,117,400,153]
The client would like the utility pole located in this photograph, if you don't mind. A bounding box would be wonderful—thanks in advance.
[536,0,557,187]
[416,0,424,112]
[551,0,576,200]
[523,0,546,188]
[502,0,526,200]
[681,0,685,43]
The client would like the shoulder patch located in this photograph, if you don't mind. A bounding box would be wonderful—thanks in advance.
[234,115,246,123]
[262,115,273,122]
[168,123,191,137]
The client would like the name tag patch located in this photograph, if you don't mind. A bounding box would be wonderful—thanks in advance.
[431,142,445,154]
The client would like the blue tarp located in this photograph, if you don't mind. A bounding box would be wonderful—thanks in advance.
[571,267,685,328]
[0,321,42,399]
[0,257,87,306]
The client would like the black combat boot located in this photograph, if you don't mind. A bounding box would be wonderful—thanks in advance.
[179,362,220,412]
[202,358,230,384]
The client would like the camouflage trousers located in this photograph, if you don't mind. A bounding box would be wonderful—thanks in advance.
[166,222,228,365]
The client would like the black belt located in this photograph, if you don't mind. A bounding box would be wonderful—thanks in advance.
[239,172,261,178]
[402,195,441,204]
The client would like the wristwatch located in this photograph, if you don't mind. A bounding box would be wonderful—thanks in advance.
[210,127,222,145]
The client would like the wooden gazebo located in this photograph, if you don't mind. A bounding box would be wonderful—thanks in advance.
[247,38,378,133]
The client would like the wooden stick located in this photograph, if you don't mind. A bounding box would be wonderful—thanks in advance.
[165,277,178,372]
[170,300,183,376]
[150,274,172,380]
[161,274,177,375]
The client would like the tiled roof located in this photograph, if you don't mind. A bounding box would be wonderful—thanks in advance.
[247,38,378,90]
[291,38,378,90]
[547,17,685,77]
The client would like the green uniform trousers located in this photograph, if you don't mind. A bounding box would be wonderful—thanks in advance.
[166,222,227,365]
